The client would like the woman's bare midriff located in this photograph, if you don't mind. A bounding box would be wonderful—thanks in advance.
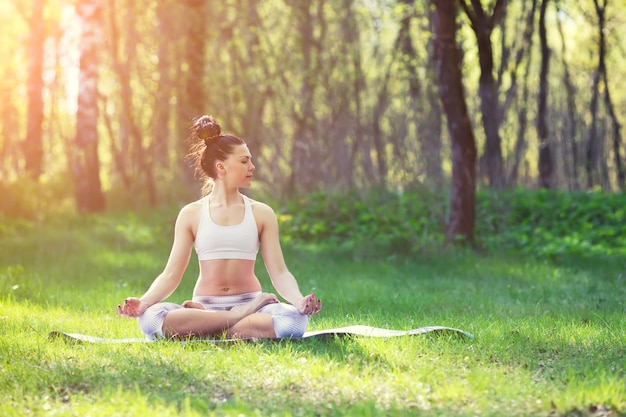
[193,258,262,296]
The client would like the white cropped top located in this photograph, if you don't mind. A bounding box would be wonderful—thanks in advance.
[194,195,259,261]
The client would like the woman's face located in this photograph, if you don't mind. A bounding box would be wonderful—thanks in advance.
[221,144,255,187]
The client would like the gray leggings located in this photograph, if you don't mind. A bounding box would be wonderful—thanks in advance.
[137,292,308,340]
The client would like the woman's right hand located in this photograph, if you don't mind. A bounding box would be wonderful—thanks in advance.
[117,297,148,318]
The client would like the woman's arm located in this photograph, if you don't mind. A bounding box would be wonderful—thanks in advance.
[257,203,322,315]
[118,204,196,317]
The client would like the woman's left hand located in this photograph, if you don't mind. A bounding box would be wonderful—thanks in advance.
[297,293,322,316]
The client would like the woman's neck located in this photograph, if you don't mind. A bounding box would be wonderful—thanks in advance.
[208,185,241,206]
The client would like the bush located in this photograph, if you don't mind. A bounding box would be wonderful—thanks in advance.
[278,187,448,255]
[278,187,626,258]
[0,174,75,221]
[476,188,626,257]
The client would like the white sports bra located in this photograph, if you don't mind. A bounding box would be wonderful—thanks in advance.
[194,195,259,261]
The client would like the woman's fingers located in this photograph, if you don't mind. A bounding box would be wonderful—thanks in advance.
[117,298,140,317]
[308,298,321,315]
[314,298,322,314]
[117,304,130,316]
[301,294,321,315]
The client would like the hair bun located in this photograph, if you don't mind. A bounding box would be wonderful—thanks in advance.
[193,115,221,145]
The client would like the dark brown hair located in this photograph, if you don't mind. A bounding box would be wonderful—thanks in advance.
[187,115,245,190]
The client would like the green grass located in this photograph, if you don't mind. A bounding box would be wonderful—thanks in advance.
[1,210,625,416]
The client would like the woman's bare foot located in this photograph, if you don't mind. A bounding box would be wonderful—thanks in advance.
[230,293,278,317]
[182,300,205,310]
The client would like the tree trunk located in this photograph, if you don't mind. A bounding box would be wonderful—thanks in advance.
[289,1,318,194]
[433,0,477,245]
[371,59,392,186]
[459,0,505,189]
[348,0,376,186]
[233,0,267,177]
[604,72,625,191]
[508,0,537,186]
[585,0,621,190]
[24,0,45,180]
[115,0,157,205]
[593,0,625,190]
[179,0,207,190]
[425,3,444,187]
[152,0,174,170]
[537,0,553,189]
[330,0,360,189]
[370,13,418,187]
[74,0,105,213]
[585,67,601,189]
[556,3,579,190]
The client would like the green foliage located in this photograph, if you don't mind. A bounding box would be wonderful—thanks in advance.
[0,174,75,222]
[278,188,626,259]
[279,187,447,256]
[476,188,626,258]
[0,174,196,226]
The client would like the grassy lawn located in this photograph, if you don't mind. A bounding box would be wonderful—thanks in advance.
[1,210,625,416]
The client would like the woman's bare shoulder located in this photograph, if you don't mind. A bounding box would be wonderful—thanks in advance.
[176,199,204,224]
[249,198,275,217]
[178,199,203,213]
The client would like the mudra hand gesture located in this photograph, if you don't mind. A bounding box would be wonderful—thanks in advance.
[298,293,322,316]
[117,297,148,318]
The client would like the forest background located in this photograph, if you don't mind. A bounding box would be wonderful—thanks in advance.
[0,0,625,247]
[2,2,626,415]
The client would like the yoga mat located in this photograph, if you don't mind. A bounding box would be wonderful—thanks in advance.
[49,325,473,344]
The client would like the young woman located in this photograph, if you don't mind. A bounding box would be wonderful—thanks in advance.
[117,115,322,340]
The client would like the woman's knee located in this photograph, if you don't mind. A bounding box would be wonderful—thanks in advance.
[260,303,309,338]
[137,302,182,340]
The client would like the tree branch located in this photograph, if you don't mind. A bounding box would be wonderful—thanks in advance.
[490,0,506,29]
[458,0,477,29]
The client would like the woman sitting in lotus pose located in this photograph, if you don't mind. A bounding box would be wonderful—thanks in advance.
[117,115,322,340]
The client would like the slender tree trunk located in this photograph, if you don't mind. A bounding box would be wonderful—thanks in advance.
[289,2,318,193]
[329,0,360,189]
[234,0,267,173]
[593,0,625,190]
[74,0,105,212]
[586,0,617,190]
[508,0,537,186]
[152,0,174,170]
[459,0,505,189]
[424,3,444,186]
[0,97,21,180]
[499,0,537,140]
[371,16,417,187]
[585,0,604,189]
[349,2,376,186]
[556,3,579,190]
[179,0,207,190]
[509,41,533,187]
[371,59,392,186]
[433,0,477,245]
[537,0,553,189]
[604,72,625,190]
[424,54,443,185]
[24,0,45,180]
[118,0,156,205]
[103,0,129,189]
[396,0,443,187]
[586,68,601,189]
